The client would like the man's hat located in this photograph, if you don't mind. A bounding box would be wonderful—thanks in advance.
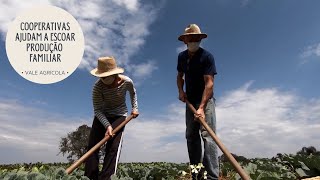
[178,24,207,41]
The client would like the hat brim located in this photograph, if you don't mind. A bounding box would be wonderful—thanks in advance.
[90,68,124,77]
[178,33,207,41]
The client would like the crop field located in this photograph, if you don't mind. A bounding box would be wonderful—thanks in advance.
[1,153,320,180]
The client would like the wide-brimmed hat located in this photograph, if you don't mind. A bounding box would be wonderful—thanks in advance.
[90,56,124,77]
[178,24,207,41]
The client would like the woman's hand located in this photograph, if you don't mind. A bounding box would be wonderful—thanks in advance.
[105,125,115,137]
[131,111,139,118]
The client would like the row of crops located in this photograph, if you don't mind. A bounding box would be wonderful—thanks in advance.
[1,154,320,179]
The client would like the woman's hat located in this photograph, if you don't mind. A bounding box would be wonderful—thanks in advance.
[90,56,124,77]
[178,24,207,41]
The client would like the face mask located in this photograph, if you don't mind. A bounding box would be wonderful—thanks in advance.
[187,42,200,52]
[101,76,115,85]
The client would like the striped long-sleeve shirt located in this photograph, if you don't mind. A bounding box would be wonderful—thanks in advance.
[92,75,138,128]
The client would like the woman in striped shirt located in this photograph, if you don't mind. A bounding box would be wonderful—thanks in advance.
[85,56,139,180]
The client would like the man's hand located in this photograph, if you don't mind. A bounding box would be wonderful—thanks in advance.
[178,90,187,102]
[194,108,205,121]
[131,111,139,118]
[105,125,114,137]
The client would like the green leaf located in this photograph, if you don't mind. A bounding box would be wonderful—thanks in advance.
[299,161,310,171]
[32,167,39,172]
[54,167,67,179]
[295,168,307,177]
[244,162,257,174]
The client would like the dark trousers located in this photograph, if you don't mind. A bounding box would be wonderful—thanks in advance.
[84,116,126,180]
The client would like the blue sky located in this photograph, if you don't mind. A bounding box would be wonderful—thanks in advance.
[0,0,320,164]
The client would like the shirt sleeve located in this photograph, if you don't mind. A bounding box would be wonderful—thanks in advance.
[127,79,138,112]
[92,81,110,128]
[177,53,183,73]
[203,53,217,76]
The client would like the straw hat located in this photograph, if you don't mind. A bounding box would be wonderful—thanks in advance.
[178,24,207,41]
[90,56,124,77]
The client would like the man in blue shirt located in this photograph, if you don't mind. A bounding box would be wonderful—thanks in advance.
[177,24,219,180]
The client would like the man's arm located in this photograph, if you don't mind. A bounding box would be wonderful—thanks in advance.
[177,72,186,102]
[197,75,214,118]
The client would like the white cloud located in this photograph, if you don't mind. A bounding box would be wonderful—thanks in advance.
[0,98,188,164]
[122,82,320,162]
[0,99,90,164]
[120,102,188,162]
[111,0,139,12]
[300,43,320,63]
[1,82,320,164]
[129,60,158,79]
[0,0,160,81]
[54,0,160,78]
[0,0,51,36]
[216,82,320,158]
